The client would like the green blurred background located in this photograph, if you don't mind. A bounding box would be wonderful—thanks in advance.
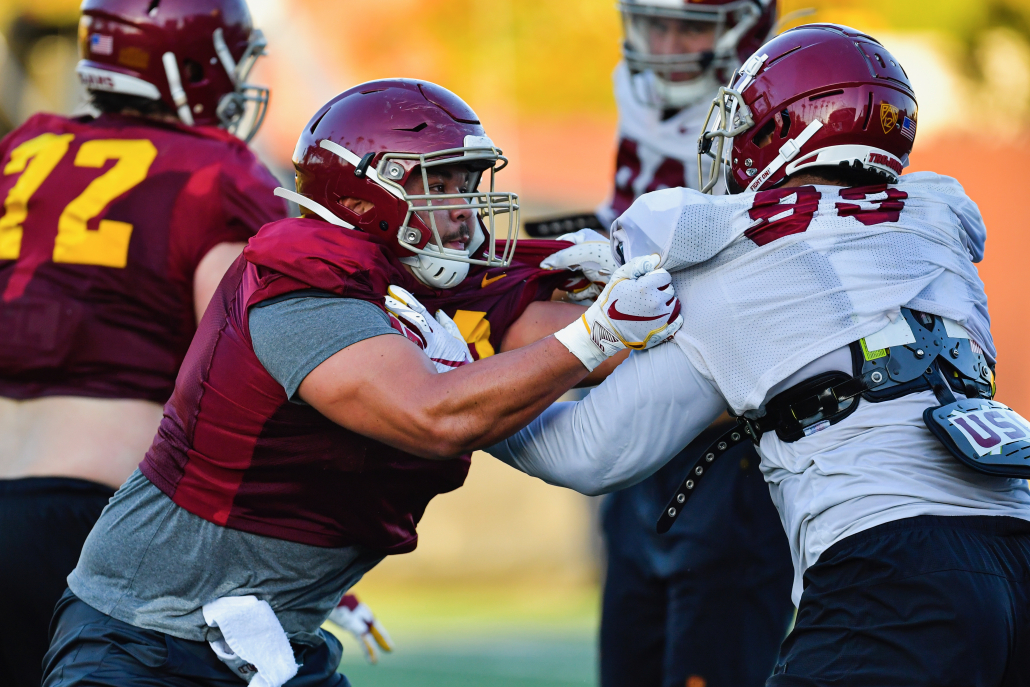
[2,0,1029,684]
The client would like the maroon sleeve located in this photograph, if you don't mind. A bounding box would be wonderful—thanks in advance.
[420,239,575,359]
[168,147,288,287]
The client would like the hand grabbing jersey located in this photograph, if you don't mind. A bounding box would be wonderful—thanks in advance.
[384,286,474,372]
[540,228,618,303]
[555,254,682,371]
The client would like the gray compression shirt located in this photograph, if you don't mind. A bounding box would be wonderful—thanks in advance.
[67,293,396,643]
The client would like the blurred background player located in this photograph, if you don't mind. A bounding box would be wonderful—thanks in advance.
[0,1,287,684]
[540,3,795,686]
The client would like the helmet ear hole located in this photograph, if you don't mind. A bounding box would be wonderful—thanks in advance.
[752,118,776,149]
[336,196,374,216]
[779,110,792,138]
[183,59,204,84]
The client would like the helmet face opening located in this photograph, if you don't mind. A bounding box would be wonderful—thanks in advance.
[213,27,269,142]
[618,0,775,109]
[378,144,519,272]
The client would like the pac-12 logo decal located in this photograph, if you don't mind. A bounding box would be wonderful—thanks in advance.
[880,103,899,134]
[947,405,1030,456]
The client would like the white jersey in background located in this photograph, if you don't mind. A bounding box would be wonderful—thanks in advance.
[597,63,716,227]
[493,172,1030,604]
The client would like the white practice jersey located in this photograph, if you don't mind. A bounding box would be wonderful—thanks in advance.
[612,172,993,414]
[492,172,1030,605]
[597,63,716,227]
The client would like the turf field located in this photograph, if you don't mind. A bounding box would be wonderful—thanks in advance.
[338,636,596,687]
[327,582,600,687]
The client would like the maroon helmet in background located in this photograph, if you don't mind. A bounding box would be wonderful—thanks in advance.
[698,23,918,194]
[620,0,777,109]
[77,0,269,140]
[277,79,519,289]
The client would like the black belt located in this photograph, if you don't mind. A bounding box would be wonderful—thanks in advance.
[654,360,962,534]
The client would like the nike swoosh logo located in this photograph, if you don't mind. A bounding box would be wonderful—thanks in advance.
[607,299,666,322]
[481,272,507,288]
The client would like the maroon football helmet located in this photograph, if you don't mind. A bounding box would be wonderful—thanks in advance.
[281,79,518,289]
[77,0,268,140]
[620,0,777,108]
[698,23,917,194]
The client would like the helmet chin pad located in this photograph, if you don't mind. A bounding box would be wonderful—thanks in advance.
[400,244,471,289]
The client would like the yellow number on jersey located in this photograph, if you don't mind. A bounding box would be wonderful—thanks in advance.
[53,139,158,268]
[0,133,74,259]
[451,310,494,358]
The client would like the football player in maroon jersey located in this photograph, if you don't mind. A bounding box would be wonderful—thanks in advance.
[40,79,682,687]
[0,2,287,685]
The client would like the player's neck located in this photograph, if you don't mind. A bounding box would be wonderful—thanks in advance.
[781,173,846,188]
[109,108,182,126]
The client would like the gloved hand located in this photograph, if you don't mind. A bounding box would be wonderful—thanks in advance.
[554,254,682,371]
[385,285,473,372]
[540,228,617,302]
[326,594,394,665]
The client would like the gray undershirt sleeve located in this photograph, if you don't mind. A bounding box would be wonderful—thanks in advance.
[249,292,397,402]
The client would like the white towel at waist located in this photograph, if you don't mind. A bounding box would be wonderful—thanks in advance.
[202,595,300,687]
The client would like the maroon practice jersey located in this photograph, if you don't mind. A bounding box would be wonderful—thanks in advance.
[0,113,287,403]
[141,219,573,551]
[420,239,572,360]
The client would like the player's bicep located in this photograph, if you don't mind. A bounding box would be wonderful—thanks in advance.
[298,334,440,452]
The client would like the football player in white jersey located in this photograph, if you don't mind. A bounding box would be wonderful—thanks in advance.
[542,3,792,686]
[500,24,1030,687]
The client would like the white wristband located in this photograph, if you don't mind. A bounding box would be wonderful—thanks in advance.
[554,315,608,372]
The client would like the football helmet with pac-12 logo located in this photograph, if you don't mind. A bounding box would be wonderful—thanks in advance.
[77,0,269,140]
[698,23,918,194]
[281,79,519,290]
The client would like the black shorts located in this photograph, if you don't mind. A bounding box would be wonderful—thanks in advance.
[600,439,794,687]
[770,515,1030,687]
[0,477,114,687]
[43,590,349,687]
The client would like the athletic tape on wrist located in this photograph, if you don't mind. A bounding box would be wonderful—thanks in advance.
[554,316,608,372]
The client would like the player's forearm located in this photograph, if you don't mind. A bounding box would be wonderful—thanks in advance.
[411,336,588,457]
[489,344,727,495]
[499,301,629,388]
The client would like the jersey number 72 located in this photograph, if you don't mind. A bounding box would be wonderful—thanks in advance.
[0,133,158,268]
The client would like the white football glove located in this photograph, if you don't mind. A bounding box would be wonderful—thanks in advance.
[384,286,473,372]
[554,254,682,371]
[540,228,617,302]
[326,594,394,664]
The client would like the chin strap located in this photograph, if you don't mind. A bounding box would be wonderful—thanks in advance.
[162,52,194,126]
[273,188,355,229]
[746,119,823,192]
[212,28,238,86]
